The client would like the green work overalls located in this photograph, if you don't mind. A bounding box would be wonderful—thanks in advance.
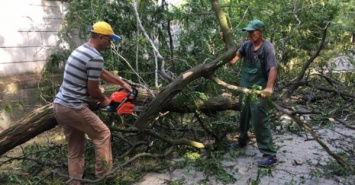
[238,41,277,157]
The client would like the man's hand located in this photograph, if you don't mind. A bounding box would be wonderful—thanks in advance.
[224,62,233,70]
[100,69,133,92]
[99,96,111,107]
[121,82,133,92]
[261,87,273,99]
[220,32,225,42]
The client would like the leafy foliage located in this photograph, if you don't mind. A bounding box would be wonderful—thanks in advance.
[4,0,355,184]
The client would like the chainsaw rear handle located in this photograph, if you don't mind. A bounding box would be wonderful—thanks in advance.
[89,101,113,112]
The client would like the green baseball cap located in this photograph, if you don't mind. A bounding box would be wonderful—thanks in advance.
[242,20,265,31]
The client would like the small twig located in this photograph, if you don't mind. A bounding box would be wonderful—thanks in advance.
[110,46,156,98]
[53,146,175,184]
[35,172,53,185]
[117,141,149,159]
[335,118,355,130]
[194,111,221,142]
[290,110,321,116]
[311,71,339,87]
[304,134,315,141]
[293,0,302,28]
[108,125,205,149]
[132,1,173,82]
[305,83,355,99]
[344,112,355,122]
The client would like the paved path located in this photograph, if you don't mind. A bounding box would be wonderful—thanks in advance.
[135,124,355,185]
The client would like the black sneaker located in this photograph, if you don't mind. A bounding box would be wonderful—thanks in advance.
[257,156,279,167]
[230,142,246,149]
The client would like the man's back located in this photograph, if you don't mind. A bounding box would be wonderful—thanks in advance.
[54,43,104,109]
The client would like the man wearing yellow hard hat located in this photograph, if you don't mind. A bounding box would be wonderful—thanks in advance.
[53,21,132,184]
[92,21,122,41]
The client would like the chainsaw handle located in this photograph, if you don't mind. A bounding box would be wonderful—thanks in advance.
[100,105,115,112]
[89,100,113,112]
[129,88,138,100]
[117,87,138,101]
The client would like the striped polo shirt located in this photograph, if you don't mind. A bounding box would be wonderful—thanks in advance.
[54,43,104,109]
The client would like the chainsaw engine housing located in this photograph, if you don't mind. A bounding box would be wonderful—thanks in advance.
[109,89,137,114]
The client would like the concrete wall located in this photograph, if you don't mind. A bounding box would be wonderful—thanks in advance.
[0,0,68,131]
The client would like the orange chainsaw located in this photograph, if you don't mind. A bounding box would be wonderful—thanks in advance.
[90,88,141,114]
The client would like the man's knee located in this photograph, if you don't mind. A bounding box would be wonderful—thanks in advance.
[93,127,111,145]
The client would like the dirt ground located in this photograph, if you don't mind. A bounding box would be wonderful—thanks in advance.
[134,123,355,185]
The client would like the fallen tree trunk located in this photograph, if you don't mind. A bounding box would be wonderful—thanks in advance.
[0,87,240,156]
[0,104,57,156]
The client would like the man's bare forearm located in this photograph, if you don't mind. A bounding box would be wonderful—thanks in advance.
[229,51,241,65]
[266,67,277,90]
[87,80,107,102]
[100,69,123,85]
[100,69,132,91]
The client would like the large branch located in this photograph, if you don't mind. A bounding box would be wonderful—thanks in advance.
[287,22,330,95]
[133,0,237,130]
[210,0,235,49]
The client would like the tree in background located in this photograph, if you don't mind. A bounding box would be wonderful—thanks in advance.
[1,0,354,184]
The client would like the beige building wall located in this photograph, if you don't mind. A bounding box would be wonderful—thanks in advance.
[0,0,68,131]
[0,0,67,77]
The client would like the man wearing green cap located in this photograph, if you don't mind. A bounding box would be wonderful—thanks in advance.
[222,19,278,167]
[53,21,132,184]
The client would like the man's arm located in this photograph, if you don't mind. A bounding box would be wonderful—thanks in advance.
[261,67,277,98]
[87,80,110,106]
[100,69,132,92]
[220,32,242,65]
[229,51,241,65]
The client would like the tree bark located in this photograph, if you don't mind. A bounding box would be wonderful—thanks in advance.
[0,104,57,156]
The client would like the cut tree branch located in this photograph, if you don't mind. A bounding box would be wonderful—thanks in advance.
[287,22,330,95]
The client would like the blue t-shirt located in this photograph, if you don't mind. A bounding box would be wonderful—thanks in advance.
[238,40,277,73]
